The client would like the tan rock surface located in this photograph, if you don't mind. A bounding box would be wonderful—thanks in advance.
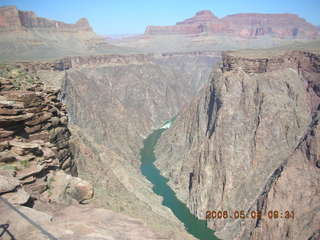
[1,187,30,205]
[0,204,170,240]
[145,10,318,39]
[0,173,19,193]
[47,170,93,204]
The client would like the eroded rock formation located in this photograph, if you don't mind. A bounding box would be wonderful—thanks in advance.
[55,53,219,239]
[0,54,213,239]
[0,67,94,234]
[0,6,123,62]
[0,61,196,240]
[155,49,320,239]
[145,10,319,39]
[0,6,92,32]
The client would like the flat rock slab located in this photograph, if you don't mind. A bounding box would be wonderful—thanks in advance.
[1,187,30,205]
[0,151,16,163]
[16,163,44,180]
[0,107,23,115]
[0,204,165,240]
[5,91,43,108]
[0,128,15,138]
[9,140,41,149]
[25,112,52,126]
[0,174,19,193]
[0,113,34,127]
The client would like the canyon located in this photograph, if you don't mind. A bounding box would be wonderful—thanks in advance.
[0,54,208,239]
[1,49,220,238]
[0,5,319,240]
[155,49,320,240]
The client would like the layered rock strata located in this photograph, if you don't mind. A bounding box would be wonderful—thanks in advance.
[0,6,122,62]
[0,71,93,207]
[155,49,320,239]
[1,53,211,239]
[0,64,181,240]
[0,6,92,32]
[145,10,319,39]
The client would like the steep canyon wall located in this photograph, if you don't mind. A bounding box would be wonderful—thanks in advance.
[155,49,320,240]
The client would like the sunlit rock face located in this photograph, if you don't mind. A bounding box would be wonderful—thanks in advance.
[155,49,320,240]
[145,10,319,39]
[0,6,122,62]
[0,6,92,32]
[0,66,95,212]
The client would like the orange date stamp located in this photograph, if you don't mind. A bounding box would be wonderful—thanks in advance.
[206,210,294,220]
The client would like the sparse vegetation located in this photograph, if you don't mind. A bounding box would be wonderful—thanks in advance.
[0,164,18,171]
[20,159,30,168]
[0,64,39,89]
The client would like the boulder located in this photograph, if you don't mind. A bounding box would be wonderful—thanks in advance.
[68,177,94,203]
[1,187,30,205]
[0,173,20,193]
[47,171,93,204]
[49,117,60,127]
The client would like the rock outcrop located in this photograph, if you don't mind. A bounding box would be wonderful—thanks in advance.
[145,10,319,39]
[0,6,124,62]
[0,53,214,239]
[0,67,93,208]
[0,6,92,32]
[0,61,192,240]
[177,10,219,25]
[155,49,320,239]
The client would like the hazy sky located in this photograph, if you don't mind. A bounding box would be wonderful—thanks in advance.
[1,0,319,35]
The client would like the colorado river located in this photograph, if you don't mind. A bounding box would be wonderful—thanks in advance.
[139,125,218,240]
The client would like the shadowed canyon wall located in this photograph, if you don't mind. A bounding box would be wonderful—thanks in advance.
[155,49,320,240]
[56,53,218,239]
[1,53,216,239]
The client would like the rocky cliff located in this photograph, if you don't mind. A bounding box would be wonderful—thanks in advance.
[145,10,319,39]
[54,53,219,239]
[0,65,94,206]
[0,6,126,62]
[155,48,320,239]
[0,6,92,32]
[0,62,182,240]
[63,54,217,168]
[1,53,216,239]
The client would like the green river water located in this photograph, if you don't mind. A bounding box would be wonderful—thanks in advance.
[139,127,219,240]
